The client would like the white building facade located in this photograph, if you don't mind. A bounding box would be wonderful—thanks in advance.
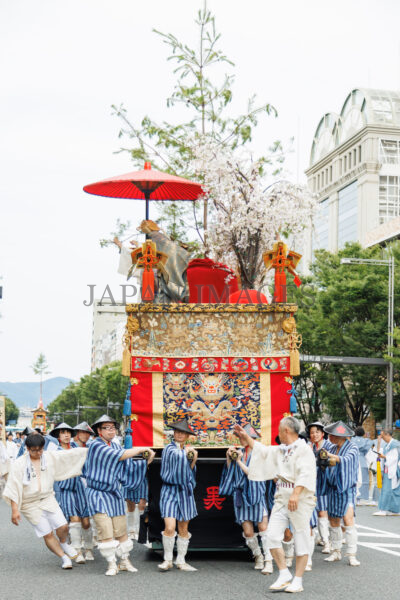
[91,300,127,371]
[16,408,34,429]
[305,88,400,261]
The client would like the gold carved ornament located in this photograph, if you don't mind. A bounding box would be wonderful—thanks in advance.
[130,378,139,421]
[282,315,296,333]
[125,303,298,314]
[121,317,140,376]
[288,328,302,377]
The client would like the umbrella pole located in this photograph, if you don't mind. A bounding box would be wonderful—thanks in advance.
[145,191,150,240]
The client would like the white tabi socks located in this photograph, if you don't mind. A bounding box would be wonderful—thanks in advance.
[244,533,264,569]
[175,533,197,571]
[285,576,304,593]
[98,540,119,576]
[118,538,137,572]
[158,532,176,571]
[269,568,293,591]
[259,532,273,575]
[345,526,360,566]
[325,526,342,562]
[61,555,72,569]
[69,522,85,563]
[318,517,330,553]
[60,541,78,560]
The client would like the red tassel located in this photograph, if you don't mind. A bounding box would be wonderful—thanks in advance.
[293,275,302,287]
[274,271,287,303]
[142,269,155,302]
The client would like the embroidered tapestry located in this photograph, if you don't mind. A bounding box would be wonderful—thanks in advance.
[129,371,291,448]
[127,309,292,357]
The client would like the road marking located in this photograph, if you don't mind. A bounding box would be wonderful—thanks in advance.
[356,524,400,557]
[356,524,400,537]
[357,542,400,557]
[358,531,400,538]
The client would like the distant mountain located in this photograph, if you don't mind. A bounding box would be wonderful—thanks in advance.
[0,377,75,408]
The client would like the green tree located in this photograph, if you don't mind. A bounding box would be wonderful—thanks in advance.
[31,353,50,404]
[295,242,400,426]
[111,2,282,244]
[4,396,19,423]
[47,362,128,426]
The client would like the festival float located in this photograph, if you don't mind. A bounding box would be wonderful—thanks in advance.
[84,163,304,549]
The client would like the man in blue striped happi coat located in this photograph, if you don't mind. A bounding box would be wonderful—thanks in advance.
[219,423,273,575]
[318,421,360,567]
[158,418,198,572]
[307,421,332,554]
[71,421,96,560]
[86,414,154,576]
[50,422,92,565]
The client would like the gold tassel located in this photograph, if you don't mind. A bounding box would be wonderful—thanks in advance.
[122,348,131,376]
[121,336,132,377]
[290,348,300,376]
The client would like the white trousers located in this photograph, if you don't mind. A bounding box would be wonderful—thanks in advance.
[266,507,309,556]
[33,506,67,538]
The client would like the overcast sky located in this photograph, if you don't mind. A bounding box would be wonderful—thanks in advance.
[1,0,400,384]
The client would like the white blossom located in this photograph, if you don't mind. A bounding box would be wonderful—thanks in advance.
[190,138,318,288]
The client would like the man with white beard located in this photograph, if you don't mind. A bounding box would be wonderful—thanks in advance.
[234,416,316,594]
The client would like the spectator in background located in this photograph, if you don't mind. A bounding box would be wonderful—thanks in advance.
[352,427,373,506]
[373,429,400,516]
[6,432,18,462]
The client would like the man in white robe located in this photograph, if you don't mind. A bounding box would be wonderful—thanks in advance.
[234,416,316,594]
[114,220,190,303]
[3,432,88,570]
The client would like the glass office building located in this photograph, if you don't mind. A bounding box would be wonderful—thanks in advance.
[306,89,400,263]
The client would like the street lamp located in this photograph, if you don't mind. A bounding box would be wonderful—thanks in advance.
[340,255,395,428]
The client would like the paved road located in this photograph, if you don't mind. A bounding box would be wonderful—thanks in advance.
[0,501,399,600]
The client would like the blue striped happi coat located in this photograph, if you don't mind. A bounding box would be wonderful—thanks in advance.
[123,478,148,503]
[120,456,148,503]
[318,439,359,518]
[85,438,146,517]
[266,479,276,516]
[57,443,89,520]
[311,439,333,512]
[219,448,267,525]
[159,442,197,522]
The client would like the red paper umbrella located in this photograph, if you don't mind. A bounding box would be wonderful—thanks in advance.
[83,162,204,220]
